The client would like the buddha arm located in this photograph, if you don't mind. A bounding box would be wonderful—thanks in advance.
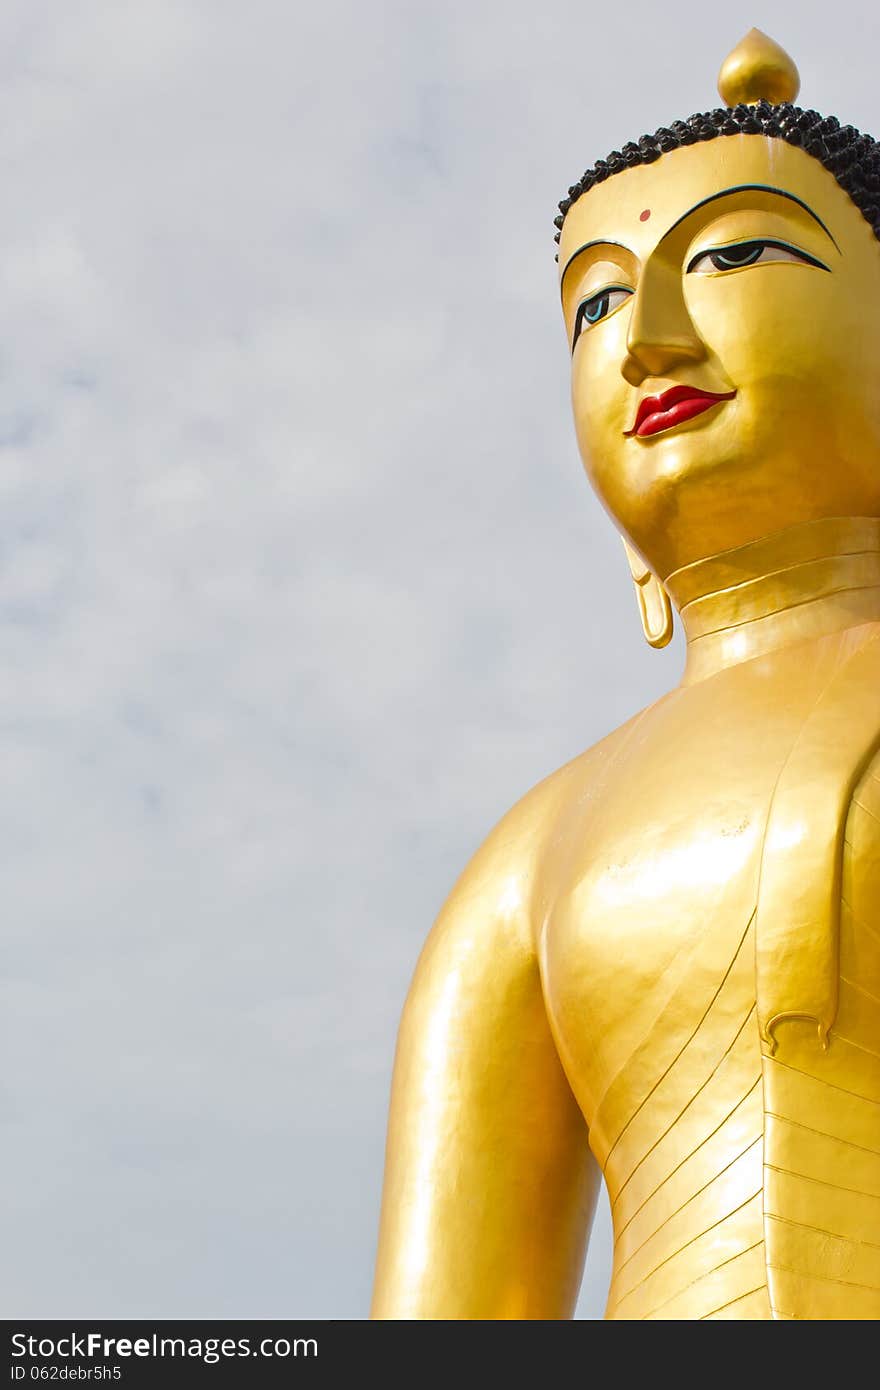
[370,792,598,1319]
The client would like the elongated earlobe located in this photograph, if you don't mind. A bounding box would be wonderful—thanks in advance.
[622,537,673,648]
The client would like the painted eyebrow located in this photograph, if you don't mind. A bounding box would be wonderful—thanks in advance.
[559,184,840,294]
[658,183,840,253]
[559,239,630,294]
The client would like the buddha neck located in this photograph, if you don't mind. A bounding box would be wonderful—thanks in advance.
[664,516,880,685]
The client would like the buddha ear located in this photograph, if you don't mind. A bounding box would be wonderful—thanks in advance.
[621,537,673,649]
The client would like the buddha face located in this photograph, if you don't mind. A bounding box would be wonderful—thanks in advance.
[559,136,880,578]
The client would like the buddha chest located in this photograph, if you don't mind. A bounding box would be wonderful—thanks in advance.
[539,632,880,1317]
[540,648,827,1134]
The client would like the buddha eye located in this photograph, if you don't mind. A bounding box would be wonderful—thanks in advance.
[572,286,632,350]
[687,238,830,274]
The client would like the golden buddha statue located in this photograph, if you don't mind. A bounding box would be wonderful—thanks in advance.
[371,30,880,1320]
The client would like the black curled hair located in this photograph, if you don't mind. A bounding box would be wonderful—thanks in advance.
[554,99,880,253]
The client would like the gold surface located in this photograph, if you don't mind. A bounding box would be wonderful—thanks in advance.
[372,75,880,1320]
[717,29,800,107]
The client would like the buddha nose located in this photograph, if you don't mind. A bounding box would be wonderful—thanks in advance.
[621,260,707,386]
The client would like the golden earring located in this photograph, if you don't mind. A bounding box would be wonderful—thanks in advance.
[621,537,673,649]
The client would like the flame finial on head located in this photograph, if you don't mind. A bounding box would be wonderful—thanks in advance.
[718,28,800,106]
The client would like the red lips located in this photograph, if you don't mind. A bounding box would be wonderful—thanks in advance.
[626,385,736,438]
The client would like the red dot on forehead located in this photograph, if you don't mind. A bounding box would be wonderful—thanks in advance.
[639,208,651,222]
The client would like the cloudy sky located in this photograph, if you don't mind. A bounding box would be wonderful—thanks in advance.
[3,1,878,1321]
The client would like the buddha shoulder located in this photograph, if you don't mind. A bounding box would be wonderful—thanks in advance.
[420,711,648,968]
